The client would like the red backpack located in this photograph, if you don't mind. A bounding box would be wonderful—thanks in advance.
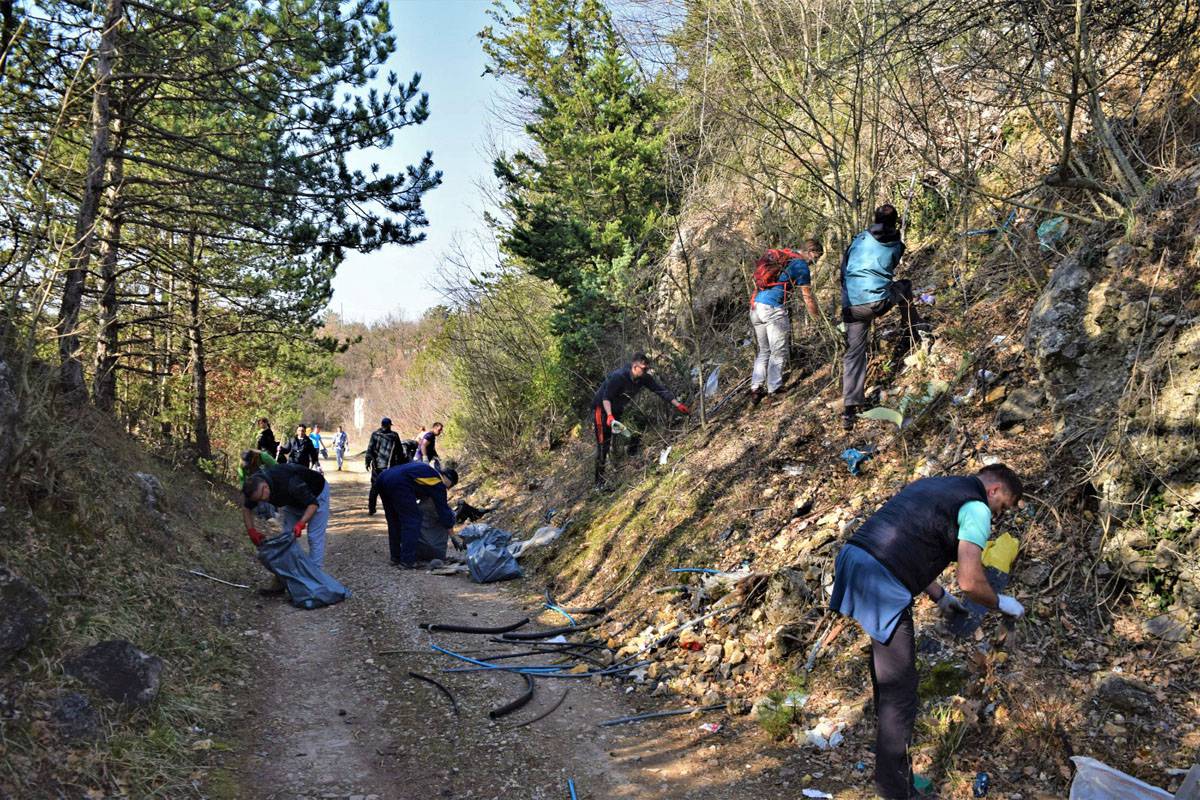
[751,248,800,304]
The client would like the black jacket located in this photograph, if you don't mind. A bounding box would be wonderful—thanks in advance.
[245,464,326,511]
[282,435,319,468]
[591,364,676,417]
[366,428,404,472]
[257,427,279,456]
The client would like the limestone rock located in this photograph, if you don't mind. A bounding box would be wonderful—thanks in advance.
[1095,674,1154,714]
[0,565,50,666]
[64,640,163,706]
[996,386,1043,430]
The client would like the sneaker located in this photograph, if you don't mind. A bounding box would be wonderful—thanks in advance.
[841,405,860,431]
[394,561,418,570]
[428,559,445,569]
[367,507,377,516]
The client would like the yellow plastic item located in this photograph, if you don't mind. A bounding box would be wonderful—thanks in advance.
[981,532,1020,573]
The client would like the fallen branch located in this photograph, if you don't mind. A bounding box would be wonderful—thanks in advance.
[179,568,250,590]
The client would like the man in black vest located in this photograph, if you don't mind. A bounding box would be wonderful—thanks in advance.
[829,464,1025,799]
[591,352,690,486]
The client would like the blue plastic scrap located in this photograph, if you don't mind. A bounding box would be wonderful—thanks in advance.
[568,778,579,800]
[973,772,990,798]
[841,447,874,476]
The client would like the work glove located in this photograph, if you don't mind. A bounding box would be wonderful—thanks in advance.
[673,401,690,415]
[606,413,616,426]
[936,591,967,618]
[292,521,306,538]
[997,594,1025,618]
[247,528,264,547]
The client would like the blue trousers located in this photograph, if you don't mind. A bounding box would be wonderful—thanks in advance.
[279,483,331,569]
[376,473,422,564]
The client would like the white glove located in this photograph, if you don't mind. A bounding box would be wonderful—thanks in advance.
[997,594,1024,618]
[936,591,967,618]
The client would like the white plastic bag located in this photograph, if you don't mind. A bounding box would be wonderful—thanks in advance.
[1068,757,1172,800]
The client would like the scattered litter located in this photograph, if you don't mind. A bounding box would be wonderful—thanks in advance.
[854,761,867,772]
[913,774,933,794]
[704,366,720,398]
[781,691,809,708]
[861,406,904,428]
[1069,757,1173,800]
[568,778,579,800]
[782,464,806,476]
[840,448,874,476]
[990,335,1008,346]
[629,665,650,682]
[802,718,845,749]
[462,525,523,583]
[1037,216,1069,249]
[610,419,631,437]
[659,446,672,465]
[510,525,564,559]
[951,387,976,406]
[976,369,997,383]
[802,790,833,799]
[698,722,722,734]
[918,292,935,304]
[546,634,568,644]
[973,772,990,798]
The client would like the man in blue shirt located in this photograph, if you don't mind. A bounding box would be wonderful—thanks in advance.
[840,204,925,430]
[749,240,825,404]
[829,464,1025,800]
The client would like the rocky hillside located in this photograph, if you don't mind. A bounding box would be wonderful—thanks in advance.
[473,172,1200,799]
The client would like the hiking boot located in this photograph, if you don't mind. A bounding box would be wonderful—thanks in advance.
[749,386,766,406]
[842,405,861,431]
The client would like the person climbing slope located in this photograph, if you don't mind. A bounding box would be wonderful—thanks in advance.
[839,203,926,431]
[748,240,824,405]
[591,352,689,487]
[416,422,443,468]
[373,460,459,569]
[829,464,1025,800]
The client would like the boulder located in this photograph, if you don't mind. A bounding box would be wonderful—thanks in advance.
[0,565,50,666]
[50,691,100,740]
[996,386,1043,430]
[1094,674,1154,714]
[64,640,163,706]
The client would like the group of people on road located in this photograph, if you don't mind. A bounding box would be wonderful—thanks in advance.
[234,201,1028,800]
[253,417,350,473]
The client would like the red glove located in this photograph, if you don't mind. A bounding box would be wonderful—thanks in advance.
[606,414,615,426]
[292,521,306,538]
[247,528,264,547]
[673,401,690,414]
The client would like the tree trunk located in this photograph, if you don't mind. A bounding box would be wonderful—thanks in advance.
[186,233,211,459]
[56,0,122,397]
[92,118,125,412]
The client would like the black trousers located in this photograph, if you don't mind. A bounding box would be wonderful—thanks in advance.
[368,466,382,513]
[842,279,923,408]
[592,406,612,484]
[869,606,919,800]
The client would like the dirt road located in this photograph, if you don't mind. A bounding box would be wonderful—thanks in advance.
[223,464,822,800]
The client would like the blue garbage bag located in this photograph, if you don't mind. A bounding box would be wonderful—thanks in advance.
[463,525,523,583]
[257,532,351,609]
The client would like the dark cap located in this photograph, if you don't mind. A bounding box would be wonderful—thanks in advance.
[381,417,392,426]
[440,468,459,487]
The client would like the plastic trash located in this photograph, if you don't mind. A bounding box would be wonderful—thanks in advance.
[698,722,722,734]
[914,775,933,794]
[973,772,990,798]
[841,448,874,476]
[919,292,935,304]
[704,366,720,398]
[1037,216,1069,250]
[861,406,904,428]
[465,526,523,583]
[802,790,833,799]
[659,446,672,465]
[1069,757,1172,800]
[257,532,351,610]
[509,525,563,559]
[610,419,631,437]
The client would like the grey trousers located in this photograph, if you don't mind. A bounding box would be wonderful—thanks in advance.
[842,279,921,407]
[750,303,790,393]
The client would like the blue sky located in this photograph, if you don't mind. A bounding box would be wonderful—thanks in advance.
[331,0,499,324]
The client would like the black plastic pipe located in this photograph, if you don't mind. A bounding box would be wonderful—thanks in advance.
[408,671,460,716]
[488,673,535,719]
[420,617,529,634]
[500,617,605,641]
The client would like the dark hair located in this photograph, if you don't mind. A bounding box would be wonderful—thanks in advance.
[631,352,650,366]
[978,463,1023,500]
[804,238,824,256]
[441,468,459,487]
[242,474,269,508]
[258,417,270,427]
[431,421,444,430]
[874,204,899,228]
[241,449,262,471]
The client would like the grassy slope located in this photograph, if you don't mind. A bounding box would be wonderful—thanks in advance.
[477,225,1200,798]
[0,405,260,799]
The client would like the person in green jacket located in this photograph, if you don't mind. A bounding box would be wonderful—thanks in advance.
[238,448,277,483]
